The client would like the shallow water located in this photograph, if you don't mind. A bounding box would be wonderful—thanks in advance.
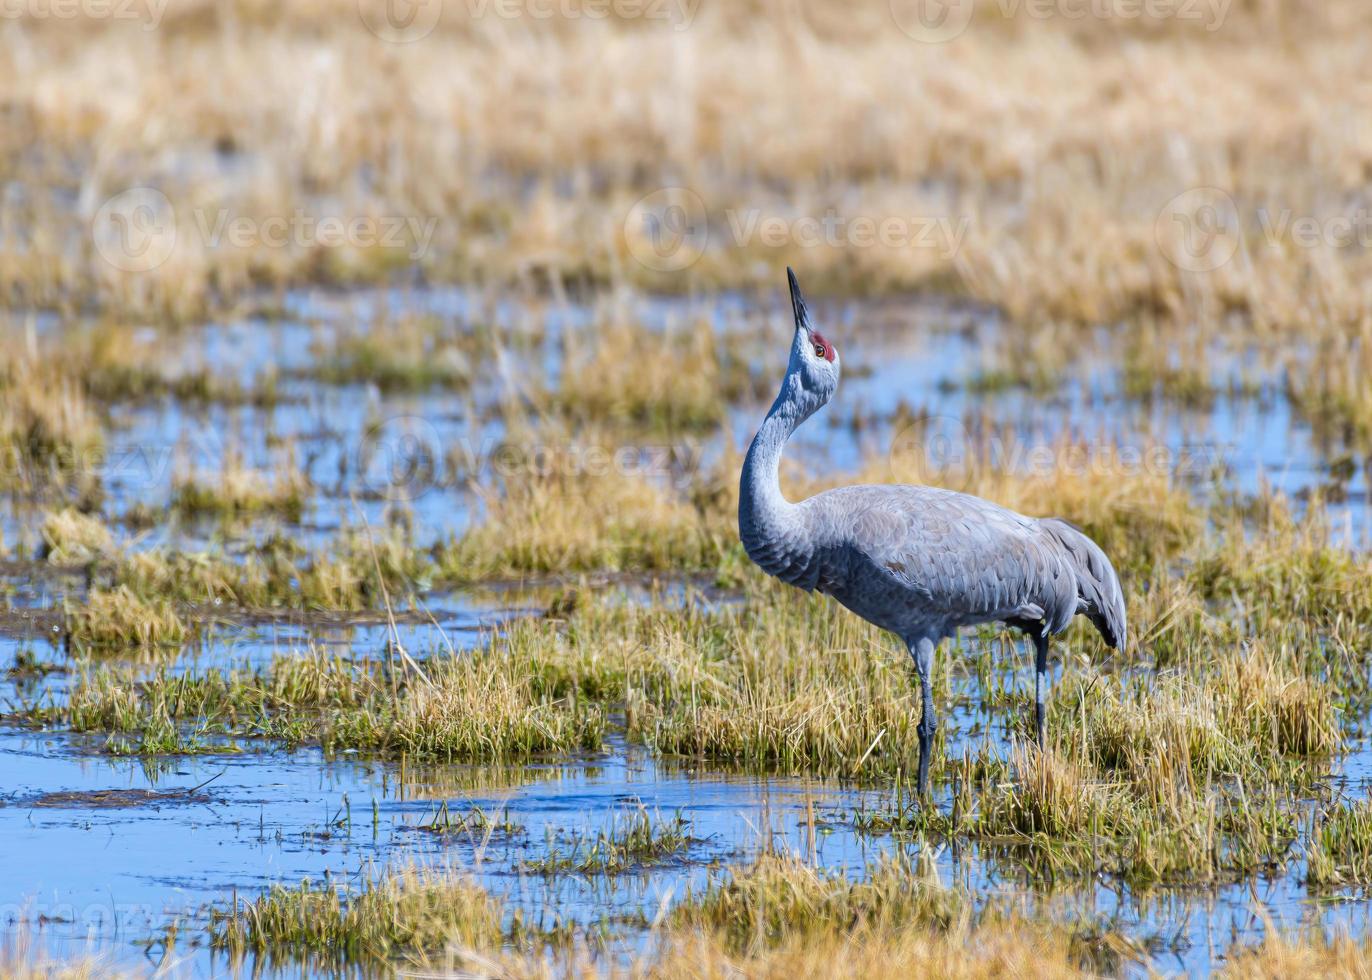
[1,286,1370,977]
[3,285,1366,553]
[6,707,1372,978]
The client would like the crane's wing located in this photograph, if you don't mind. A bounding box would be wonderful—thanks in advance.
[803,484,1079,634]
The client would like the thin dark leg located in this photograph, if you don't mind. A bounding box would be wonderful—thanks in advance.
[910,637,937,796]
[1033,631,1049,750]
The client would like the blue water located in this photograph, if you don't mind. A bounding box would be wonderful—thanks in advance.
[0,286,1369,976]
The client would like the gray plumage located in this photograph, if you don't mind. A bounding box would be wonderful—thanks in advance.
[739,269,1127,794]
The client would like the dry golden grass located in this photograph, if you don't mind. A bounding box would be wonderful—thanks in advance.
[39,507,115,564]
[671,852,963,950]
[319,649,609,761]
[632,925,1111,980]
[5,1,1372,340]
[226,853,1122,977]
[312,315,480,392]
[0,335,104,493]
[0,929,123,980]
[439,425,732,581]
[170,446,309,521]
[6,2,1372,442]
[211,866,506,967]
[1221,929,1372,979]
[1307,799,1372,888]
[64,585,189,651]
[433,410,1202,586]
[552,312,765,433]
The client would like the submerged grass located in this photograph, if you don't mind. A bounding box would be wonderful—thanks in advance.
[551,315,765,434]
[1222,929,1372,979]
[438,439,733,582]
[210,867,507,968]
[417,801,523,840]
[311,316,480,392]
[35,644,605,762]
[106,852,1372,978]
[109,529,427,612]
[170,450,309,522]
[29,466,1365,893]
[527,808,693,876]
[0,343,103,494]
[64,587,190,652]
[672,852,964,953]
[211,852,1114,976]
[644,852,1134,979]
[0,929,124,980]
[63,322,275,406]
[39,508,115,565]
[1307,799,1372,888]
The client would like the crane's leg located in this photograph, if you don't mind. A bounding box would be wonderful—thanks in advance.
[909,636,937,797]
[1033,631,1050,750]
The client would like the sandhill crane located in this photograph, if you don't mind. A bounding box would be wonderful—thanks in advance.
[739,269,1127,795]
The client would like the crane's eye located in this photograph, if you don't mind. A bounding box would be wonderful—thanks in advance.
[813,343,826,358]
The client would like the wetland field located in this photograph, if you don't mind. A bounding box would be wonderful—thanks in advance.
[3,1,1372,977]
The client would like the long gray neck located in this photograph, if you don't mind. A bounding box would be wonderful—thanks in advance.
[738,377,815,582]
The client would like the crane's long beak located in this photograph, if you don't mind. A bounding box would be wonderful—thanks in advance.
[787,267,813,336]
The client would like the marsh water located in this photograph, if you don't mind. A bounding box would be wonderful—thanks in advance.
[1,287,1369,977]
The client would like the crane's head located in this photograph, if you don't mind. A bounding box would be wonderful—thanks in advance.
[785,267,840,408]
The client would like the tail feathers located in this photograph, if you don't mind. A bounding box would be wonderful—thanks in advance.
[1040,518,1127,651]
